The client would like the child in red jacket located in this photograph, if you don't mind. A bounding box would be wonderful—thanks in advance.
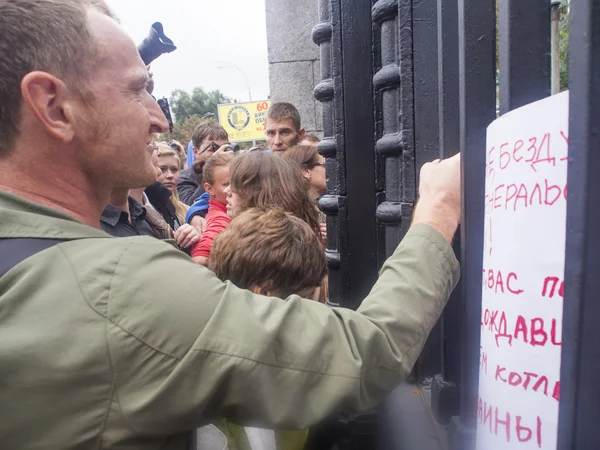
[191,152,234,266]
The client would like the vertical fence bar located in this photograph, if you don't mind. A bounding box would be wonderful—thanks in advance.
[431,0,462,426]
[339,0,378,309]
[373,0,416,261]
[454,0,496,448]
[412,0,442,380]
[558,0,600,448]
[313,0,350,308]
[498,0,551,114]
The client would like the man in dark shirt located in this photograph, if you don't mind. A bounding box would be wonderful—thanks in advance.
[100,196,155,237]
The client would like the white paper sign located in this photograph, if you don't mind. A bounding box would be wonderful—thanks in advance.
[477,92,569,450]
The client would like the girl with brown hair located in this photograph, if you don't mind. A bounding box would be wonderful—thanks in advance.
[224,151,322,240]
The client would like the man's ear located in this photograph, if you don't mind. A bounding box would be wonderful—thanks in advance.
[192,147,200,158]
[20,71,75,143]
[302,167,312,180]
[298,128,306,139]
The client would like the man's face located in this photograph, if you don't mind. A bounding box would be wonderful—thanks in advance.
[265,118,304,154]
[193,137,228,161]
[70,10,169,190]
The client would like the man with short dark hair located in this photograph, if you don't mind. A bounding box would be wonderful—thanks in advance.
[265,102,306,154]
[0,1,462,449]
[177,120,229,205]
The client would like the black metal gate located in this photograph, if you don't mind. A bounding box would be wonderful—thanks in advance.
[313,0,599,449]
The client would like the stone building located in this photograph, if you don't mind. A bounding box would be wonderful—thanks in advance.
[265,0,323,137]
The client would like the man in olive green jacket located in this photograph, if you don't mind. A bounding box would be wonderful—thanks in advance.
[0,1,461,449]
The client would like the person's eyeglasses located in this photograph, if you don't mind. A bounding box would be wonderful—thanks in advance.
[308,162,326,167]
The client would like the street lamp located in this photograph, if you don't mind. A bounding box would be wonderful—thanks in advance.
[214,61,253,102]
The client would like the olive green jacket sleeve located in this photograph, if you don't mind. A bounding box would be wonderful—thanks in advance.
[72,224,458,434]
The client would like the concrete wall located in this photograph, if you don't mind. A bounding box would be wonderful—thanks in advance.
[265,0,323,137]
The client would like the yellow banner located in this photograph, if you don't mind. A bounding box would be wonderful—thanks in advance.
[217,100,271,142]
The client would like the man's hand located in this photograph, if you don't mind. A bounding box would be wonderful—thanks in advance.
[412,153,461,243]
[174,224,200,249]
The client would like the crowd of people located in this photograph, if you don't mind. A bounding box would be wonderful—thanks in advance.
[0,1,462,450]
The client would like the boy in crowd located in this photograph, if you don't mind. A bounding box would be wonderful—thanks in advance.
[265,102,305,154]
[201,207,328,449]
[210,208,326,301]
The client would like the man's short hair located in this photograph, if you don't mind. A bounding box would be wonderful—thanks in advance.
[0,0,116,155]
[210,208,327,299]
[191,120,229,150]
[266,103,302,132]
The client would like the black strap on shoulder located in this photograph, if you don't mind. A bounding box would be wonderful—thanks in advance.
[0,238,68,277]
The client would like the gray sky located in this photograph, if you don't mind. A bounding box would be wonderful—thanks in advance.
[105,0,270,103]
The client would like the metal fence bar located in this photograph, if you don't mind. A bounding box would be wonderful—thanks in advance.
[431,0,462,426]
[313,0,350,307]
[498,0,551,115]
[454,0,496,448]
[373,0,416,261]
[337,0,379,309]
[558,0,600,448]
[412,0,443,380]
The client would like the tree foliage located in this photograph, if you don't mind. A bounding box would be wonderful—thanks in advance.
[162,115,205,147]
[170,87,232,125]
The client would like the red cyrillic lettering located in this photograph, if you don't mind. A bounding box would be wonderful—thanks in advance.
[488,270,494,289]
[530,318,548,346]
[507,272,524,295]
[559,281,564,298]
[481,351,488,374]
[483,401,493,433]
[508,372,523,387]
[495,271,505,293]
[551,318,562,346]
[526,137,538,163]
[560,131,569,161]
[542,277,560,298]
[537,416,542,448]
[533,376,549,396]
[495,312,513,347]
[544,179,562,205]
[564,183,568,200]
[513,140,524,162]
[483,309,490,326]
[493,184,505,210]
[522,371,538,390]
[506,184,518,210]
[478,396,483,420]
[500,142,511,169]
[495,365,507,383]
[487,146,496,175]
[489,310,499,332]
[516,416,533,442]
[514,316,528,343]
[495,408,511,442]
[515,184,528,210]
[531,133,555,171]
[530,182,542,206]
[553,381,560,401]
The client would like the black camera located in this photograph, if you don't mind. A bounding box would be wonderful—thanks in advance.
[224,143,241,152]
[137,22,177,66]
[137,23,176,132]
